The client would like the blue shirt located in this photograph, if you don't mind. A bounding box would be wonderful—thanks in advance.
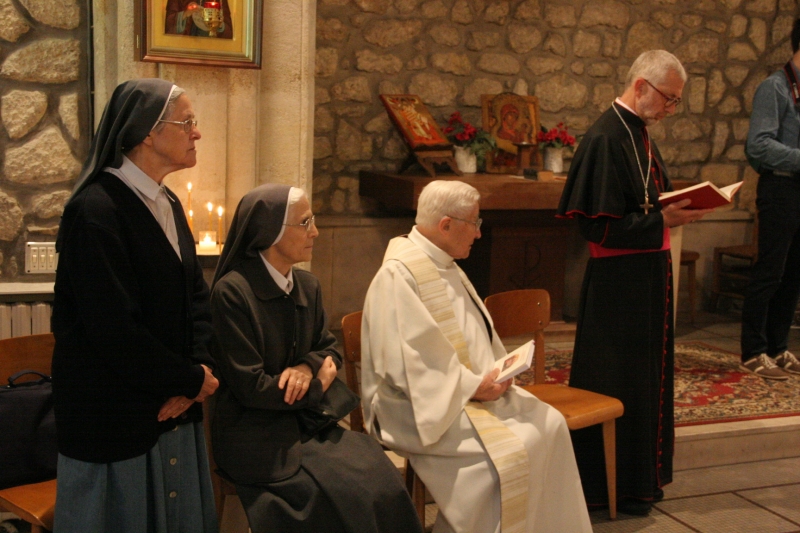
[747,63,800,173]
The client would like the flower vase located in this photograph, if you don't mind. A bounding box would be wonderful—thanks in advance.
[543,147,564,173]
[454,146,477,174]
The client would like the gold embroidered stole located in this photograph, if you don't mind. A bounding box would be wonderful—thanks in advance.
[384,236,529,533]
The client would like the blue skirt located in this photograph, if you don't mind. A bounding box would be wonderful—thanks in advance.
[54,423,218,533]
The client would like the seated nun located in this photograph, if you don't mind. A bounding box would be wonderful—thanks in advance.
[209,184,423,533]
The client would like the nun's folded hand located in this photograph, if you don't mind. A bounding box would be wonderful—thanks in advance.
[193,364,219,402]
[157,395,194,422]
[317,356,337,393]
[279,363,314,405]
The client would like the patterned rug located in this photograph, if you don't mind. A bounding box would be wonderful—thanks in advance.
[514,342,800,426]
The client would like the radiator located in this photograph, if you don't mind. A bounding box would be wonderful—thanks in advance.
[0,302,52,339]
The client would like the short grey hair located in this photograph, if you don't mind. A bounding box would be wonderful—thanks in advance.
[152,85,186,133]
[415,180,480,228]
[625,50,687,88]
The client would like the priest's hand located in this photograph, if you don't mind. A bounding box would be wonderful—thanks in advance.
[317,356,338,393]
[472,369,512,402]
[661,199,714,227]
[279,363,314,405]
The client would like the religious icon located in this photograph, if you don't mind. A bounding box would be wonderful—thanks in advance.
[380,95,451,149]
[481,93,541,173]
[137,0,262,68]
[502,353,519,372]
[164,0,233,39]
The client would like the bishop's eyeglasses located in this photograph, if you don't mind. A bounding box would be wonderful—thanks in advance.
[157,118,198,133]
[643,79,682,108]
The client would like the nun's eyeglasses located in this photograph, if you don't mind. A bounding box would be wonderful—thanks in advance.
[158,118,198,133]
[283,216,316,233]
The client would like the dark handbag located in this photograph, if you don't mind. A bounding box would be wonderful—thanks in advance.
[296,378,360,436]
[0,370,57,490]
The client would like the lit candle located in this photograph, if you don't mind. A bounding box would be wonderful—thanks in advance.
[198,231,218,252]
[187,182,192,213]
[217,206,224,244]
[207,202,214,232]
[204,0,220,8]
[188,209,194,235]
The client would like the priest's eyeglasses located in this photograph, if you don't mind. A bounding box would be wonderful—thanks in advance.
[284,216,316,232]
[157,118,199,133]
[644,79,682,108]
[446,214,483,230]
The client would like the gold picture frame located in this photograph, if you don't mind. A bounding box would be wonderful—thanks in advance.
[136,0,262,68]
[481,93,541,173]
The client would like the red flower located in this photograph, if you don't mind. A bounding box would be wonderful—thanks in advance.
[537,123,575,148]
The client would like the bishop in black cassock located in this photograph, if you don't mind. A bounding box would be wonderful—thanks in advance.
[556,50,711,515]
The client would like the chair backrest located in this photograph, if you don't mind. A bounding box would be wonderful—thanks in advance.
[484,289,550,384]
[340,311,364,433]
[0,333,55,383]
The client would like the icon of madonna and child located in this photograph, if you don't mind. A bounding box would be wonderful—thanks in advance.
[164,0,233,39]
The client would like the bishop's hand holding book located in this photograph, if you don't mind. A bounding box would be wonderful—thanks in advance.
[659,181,743,210]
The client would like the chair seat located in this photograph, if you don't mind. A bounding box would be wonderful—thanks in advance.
[522,384,624,430]
[680,250,699,264]
[715,244,757,259]
[0,479,56,530]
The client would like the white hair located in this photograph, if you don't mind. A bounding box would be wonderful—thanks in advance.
[625,50,687,88]
[152,85,186,132]
[415,180,480,228]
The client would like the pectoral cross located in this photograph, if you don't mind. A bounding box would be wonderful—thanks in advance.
[640,195,653,214]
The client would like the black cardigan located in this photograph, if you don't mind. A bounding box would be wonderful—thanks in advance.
[52,173,215,463]
[210,258,341,484]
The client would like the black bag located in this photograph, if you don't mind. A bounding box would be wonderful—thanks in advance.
[0,370,58,490]
[296,378,360,437]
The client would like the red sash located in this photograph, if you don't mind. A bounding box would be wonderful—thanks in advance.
[589,227,671,258]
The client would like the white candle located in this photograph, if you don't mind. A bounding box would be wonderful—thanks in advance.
[198,231,218,252]
[217,206,224,244]
[207,202,214,231]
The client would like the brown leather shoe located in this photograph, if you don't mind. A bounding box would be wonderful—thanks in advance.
[775,351,800,375]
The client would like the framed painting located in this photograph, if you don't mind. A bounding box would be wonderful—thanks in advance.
[481,93,541,173]
[380,95,451,150]
[135,0,262,68]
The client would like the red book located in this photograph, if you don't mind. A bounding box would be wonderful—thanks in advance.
[659,181,743,209]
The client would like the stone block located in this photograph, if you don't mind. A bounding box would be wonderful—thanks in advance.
[431,52,472,75]
[355,50,402,74]
[409,73,458,106]
[544,4,576,28]
[526,56,563,76]
[462,78,504,106]
[535,74,588,112]
[579,0,629,29]
[477,53,520,74]
[0,0,29,42]
[4,126,80,184]
[0,192,23,241]
[429,23,461,46]
[316,48,338,78]
[508,24,542,53]
[32,190,71,219]
[484,1,510,25]
[1,39,80,83]
[363,19,423,48]
[19,0,79,29]
[59,92,80,141]
[1,90,47,139]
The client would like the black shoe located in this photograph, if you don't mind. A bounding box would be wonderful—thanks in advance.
[653,488,664,502]
[618,498,652,516]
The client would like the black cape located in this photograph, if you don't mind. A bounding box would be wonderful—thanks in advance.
[557,103,674,504]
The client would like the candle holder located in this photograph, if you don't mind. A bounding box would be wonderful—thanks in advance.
[198,231,219,254]
[202,0,224,37]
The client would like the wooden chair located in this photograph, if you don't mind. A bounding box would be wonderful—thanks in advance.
[0,333,57,533]
[711,215,758,310]
[680,250,700,324]
[484,289,623,520]
[341,311,427,525]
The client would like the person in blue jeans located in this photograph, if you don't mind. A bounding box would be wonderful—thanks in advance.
[741,18,800,380]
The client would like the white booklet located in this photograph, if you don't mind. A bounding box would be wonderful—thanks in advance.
[493,339,535,383]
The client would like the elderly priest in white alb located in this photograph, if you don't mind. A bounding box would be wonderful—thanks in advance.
[361,180,591,533]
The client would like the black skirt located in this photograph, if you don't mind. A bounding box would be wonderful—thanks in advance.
[568,250,674,504]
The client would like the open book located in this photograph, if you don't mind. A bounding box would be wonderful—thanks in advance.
[659,181,743,210]
[493,340,535,383]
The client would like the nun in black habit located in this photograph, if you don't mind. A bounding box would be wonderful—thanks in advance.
[52,79,219,532]
[210,184,423,533]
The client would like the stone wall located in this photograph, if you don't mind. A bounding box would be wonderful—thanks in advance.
[313,0,800,216]
[0,0,89,279]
